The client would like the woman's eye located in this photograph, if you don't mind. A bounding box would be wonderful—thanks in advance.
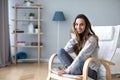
[75,23,78,26]
[80,23,84,26]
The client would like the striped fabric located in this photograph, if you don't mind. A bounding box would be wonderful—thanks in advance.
[64,36,99,73]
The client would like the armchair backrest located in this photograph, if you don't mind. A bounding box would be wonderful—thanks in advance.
[92,25,120,79]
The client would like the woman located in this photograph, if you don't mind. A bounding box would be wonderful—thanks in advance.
[57,14,99,80]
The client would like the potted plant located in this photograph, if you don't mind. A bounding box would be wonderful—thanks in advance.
[29,12,35,19]
[34,24,38,33]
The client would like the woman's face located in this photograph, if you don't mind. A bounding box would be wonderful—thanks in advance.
[75,18,86,34]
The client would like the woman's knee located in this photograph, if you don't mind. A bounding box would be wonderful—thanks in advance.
[57,48,65,55]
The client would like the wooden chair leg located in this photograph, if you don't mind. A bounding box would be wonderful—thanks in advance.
[47,73,51,80]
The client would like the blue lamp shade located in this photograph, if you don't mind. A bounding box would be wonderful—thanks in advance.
[52,11,65,21]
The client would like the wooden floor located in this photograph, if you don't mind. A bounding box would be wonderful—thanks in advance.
[0,63,120,80]
[0,63,48,80]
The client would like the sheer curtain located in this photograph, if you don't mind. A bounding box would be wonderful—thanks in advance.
[0,0,11,67]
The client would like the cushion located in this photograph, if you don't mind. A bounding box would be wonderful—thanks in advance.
[92,26,114,41]
[52,67,93,80]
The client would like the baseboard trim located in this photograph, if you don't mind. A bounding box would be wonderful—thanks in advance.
[14,58,49,63]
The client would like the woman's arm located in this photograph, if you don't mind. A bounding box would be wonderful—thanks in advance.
[64,38,78,53]
[65,36,98,73]
[77,36,98,61]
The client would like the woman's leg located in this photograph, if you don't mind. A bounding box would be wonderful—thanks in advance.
[57,48,84,75]
[88,68,97,80]
[57,48,73,68]
[68,58,84,75]
[57,48,97,79]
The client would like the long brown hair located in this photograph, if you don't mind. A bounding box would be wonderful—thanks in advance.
[71,14,99,55]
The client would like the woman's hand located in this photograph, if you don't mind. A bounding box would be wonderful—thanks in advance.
[58,69,66,76]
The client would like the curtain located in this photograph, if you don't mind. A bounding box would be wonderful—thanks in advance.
[0,0,11,67]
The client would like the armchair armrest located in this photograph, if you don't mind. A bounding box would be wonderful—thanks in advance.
[83,57,115,80]
[48,53,57,72]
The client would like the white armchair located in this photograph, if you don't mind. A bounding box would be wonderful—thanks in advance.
[92,25,120,80]
[47,25,120,80]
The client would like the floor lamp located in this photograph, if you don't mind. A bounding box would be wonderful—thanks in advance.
[52,11,65,53]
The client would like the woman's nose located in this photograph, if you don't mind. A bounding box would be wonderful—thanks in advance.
[78,25,81,28]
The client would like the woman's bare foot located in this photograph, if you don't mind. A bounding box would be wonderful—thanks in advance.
[58,66,65,70]
[58,69,66,76]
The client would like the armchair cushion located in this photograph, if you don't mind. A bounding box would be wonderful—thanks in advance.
[92,26,114,41]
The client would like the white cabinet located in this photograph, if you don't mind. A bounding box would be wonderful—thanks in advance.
[12,5,42,64]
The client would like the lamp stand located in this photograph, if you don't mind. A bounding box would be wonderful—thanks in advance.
[57,21,60,53]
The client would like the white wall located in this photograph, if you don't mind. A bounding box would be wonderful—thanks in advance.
[9,0,120,70]
[36,0,120,60]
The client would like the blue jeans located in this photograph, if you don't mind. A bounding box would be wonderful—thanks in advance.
[57,48,97,80]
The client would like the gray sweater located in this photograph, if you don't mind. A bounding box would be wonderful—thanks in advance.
[64,36,100,73]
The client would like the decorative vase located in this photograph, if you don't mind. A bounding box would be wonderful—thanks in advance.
[28,23,34,33]
[26,1,31,6]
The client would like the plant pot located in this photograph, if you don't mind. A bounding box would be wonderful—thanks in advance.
[26,1,31,6]
[35,29,38,33]
[29,16,34,20]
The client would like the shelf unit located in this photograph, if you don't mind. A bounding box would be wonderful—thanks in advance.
[12,5,42,64]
